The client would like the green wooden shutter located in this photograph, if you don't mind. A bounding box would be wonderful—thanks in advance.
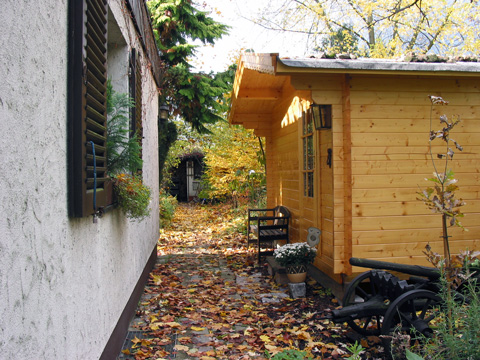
[68,0,109,217]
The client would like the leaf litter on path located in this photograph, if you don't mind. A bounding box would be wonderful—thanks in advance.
[119,203,385,359]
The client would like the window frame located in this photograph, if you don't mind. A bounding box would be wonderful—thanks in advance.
[302,109,315,198]
[129,48,143,168]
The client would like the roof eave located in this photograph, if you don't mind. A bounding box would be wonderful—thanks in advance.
[276,57,480,77]
[241,53,279,75]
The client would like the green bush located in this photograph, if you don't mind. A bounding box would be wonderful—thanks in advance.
[407,264,480,360]
[113,173,151,221]
[269,349,309,360]
[159,192,178,228]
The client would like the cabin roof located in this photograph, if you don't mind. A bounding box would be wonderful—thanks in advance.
[229,53,480,134]
[240,53,480,76]
[278,57,480,75]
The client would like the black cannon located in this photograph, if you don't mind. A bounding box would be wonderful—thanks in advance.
[331,257,444,336]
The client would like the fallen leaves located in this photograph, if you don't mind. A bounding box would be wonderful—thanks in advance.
[119,203,385,359]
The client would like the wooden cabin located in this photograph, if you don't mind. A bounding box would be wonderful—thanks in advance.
[229,53,480,284]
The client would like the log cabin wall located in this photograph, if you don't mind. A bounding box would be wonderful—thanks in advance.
[265,80,314,246]
[260,74,345,281]
[348,74,480,273]
[230,54,480,284]
[264,72,480,280]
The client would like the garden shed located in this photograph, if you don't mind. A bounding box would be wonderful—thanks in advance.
[229,53,480,284]
[169,152,205,202]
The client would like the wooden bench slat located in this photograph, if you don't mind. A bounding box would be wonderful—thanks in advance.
[247,205,290,263]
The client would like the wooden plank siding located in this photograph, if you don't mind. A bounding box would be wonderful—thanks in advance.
[349,74,480,269]
[308,76,343,279]
[266,83,307,243]
[266,72,480,277]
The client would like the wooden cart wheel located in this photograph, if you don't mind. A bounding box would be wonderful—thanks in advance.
[342,270,387,336]
[381,289,442,336]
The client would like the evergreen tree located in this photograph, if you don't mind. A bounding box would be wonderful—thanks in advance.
[148,0,233,133]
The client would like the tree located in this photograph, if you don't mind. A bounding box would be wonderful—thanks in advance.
[318,25,360,55]
[199,121,266,206]
[254,0,480,57]
[148,0,234,133]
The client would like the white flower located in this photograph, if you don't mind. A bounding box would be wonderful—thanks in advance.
[273,242,317,267]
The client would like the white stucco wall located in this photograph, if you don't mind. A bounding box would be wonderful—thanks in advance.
[0,1,159,359]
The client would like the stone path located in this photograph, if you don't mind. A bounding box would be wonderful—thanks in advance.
[116,204,388,359]
[117,204,293,359]
[118,255,292,359]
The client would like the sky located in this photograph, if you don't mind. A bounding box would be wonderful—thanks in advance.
[192,0,310,73]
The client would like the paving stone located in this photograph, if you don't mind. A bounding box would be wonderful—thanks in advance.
[192,334,212,344]
[289,282,306,298]
[259,292,290,303]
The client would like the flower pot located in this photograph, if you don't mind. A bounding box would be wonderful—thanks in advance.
[286,265,307,283]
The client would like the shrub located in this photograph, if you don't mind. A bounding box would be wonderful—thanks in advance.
[406,251,480,360]
[159,192,178,228]
[269,348,310,360]
[106,81,142,175]
[113,173,151,221]
[418,272,480,359]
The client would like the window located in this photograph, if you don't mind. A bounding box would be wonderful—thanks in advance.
[68,0,109,217]
[302,109,315,197]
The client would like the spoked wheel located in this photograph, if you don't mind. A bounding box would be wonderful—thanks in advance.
[342,270,389,335]
[381,289,442,336]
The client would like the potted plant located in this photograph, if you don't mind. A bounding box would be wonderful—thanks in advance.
[106,80,152,220]
[274,242,317,283]
[112,173,151,221]
[106,81,142,175]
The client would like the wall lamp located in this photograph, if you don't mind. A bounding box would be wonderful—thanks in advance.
[158,103,170,122]
[310,104,332,130]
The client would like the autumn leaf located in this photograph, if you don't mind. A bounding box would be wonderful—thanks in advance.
[190,326,205,331]
[165,321,182,328]
[174,344,189,351]
[149,322,162,331]
[260,334,271,343]
[131,336,142,345]
[151,274,162,285]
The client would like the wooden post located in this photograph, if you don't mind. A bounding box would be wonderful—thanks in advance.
[342,74,353,275]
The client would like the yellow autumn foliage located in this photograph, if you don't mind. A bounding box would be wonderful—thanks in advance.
[200,121,265,201]
[256,0,480,57]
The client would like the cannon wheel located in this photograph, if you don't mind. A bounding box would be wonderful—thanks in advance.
[342,270,385,335]
[381,289,442,336]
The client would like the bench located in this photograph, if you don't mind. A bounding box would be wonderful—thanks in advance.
[247,206,290,263]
